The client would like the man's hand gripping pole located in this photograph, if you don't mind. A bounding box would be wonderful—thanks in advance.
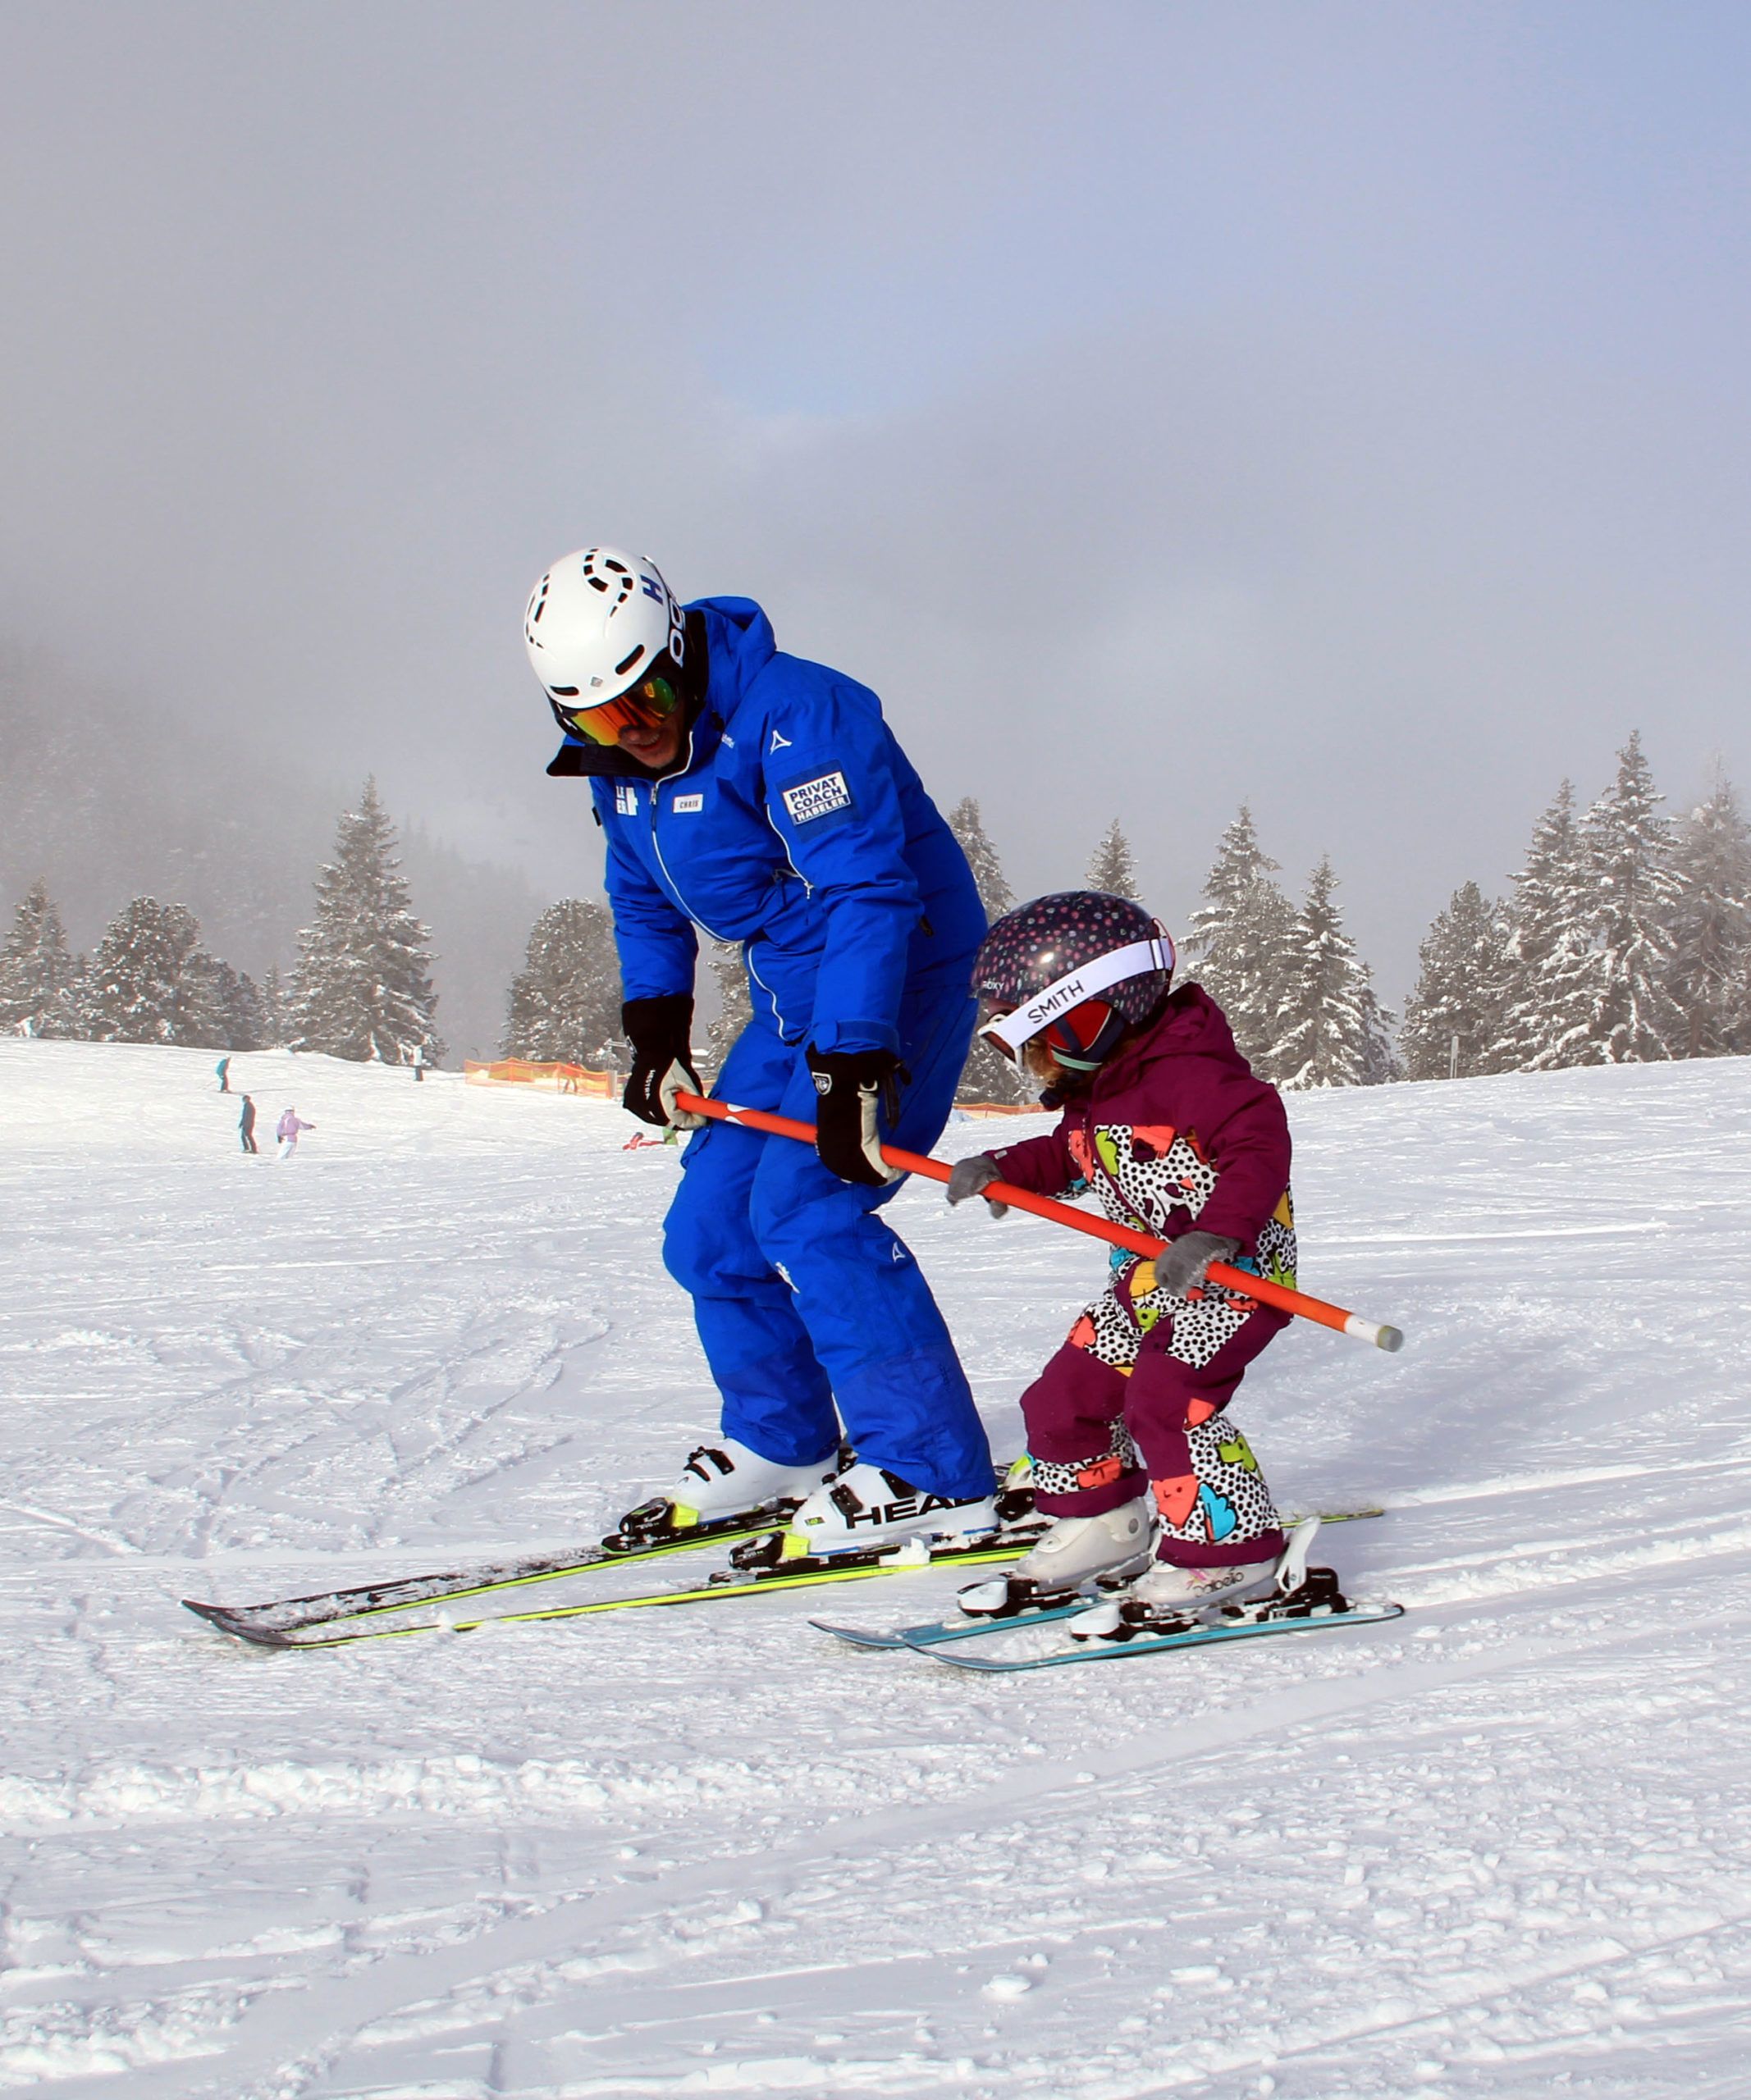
[672,1091,1405,1353]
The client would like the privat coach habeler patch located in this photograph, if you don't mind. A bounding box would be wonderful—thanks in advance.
[779,769,854,825]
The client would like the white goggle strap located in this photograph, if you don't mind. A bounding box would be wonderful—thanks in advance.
[981,934,1174,1055]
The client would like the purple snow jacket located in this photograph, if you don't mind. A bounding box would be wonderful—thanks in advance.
[986,984,1296,1293]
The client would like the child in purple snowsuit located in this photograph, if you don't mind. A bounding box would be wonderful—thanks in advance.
[275,1107,313,1158]
[949,891,1297,1608]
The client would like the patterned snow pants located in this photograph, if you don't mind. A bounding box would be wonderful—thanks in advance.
[1021,1301,1289,1568]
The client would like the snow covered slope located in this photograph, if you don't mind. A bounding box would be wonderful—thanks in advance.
[2,1039,1748,2098]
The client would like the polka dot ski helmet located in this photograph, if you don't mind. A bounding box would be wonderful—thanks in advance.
[974,891,1176,1072]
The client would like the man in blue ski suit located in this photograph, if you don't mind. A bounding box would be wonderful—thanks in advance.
[527,546,996,1544]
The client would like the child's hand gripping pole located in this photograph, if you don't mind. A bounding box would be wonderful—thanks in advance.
[671,1092,1406,1353]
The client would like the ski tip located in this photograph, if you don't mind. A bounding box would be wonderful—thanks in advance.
[183,1598,304,1648]
[808,1618,905,1649]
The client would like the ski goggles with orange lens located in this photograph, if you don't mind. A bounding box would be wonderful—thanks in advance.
[562,672,682,746]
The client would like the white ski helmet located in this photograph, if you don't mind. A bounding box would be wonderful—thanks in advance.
[523,547,688,730]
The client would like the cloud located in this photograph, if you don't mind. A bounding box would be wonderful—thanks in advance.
[3,3,1749,995]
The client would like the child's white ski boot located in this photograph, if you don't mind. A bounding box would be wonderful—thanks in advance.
[1069,1518,1323,1640]
[956,1495,1156,1619]
[613,1437,843,1545]
[780,1462,1000,1559]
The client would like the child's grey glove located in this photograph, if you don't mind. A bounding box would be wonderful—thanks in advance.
[1151,1230,1241,1298]
[945,1153,1009,1218]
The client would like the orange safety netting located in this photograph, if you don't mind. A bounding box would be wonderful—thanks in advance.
[463,1058,619,1098]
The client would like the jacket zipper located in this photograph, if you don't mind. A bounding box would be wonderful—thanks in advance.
[646,726,731,944]
[647,725,791,1034]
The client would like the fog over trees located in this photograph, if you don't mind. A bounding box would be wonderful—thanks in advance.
[2,648,543,1061]
[955,754,1751,1096]
[7,641,1748,1091]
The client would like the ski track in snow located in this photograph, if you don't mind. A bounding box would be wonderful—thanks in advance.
[2,1039,1749,2098]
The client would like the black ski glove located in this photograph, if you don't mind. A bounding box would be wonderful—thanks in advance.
[621,994,705,1130]
[945,1153,1009,1218]
[1150,1230,1241,1299]
[805,1046,904,1187]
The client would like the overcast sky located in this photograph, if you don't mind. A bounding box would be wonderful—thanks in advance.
[4,1,1749,997]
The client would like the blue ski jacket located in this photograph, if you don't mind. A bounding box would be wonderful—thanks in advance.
[550,598,985,1057]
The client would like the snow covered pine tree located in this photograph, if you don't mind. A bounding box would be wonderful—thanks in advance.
[256,966,291,1050]
[291,779,444,1069]
[1271,858,1393,1089]
[949,797,1014,924]
[1496,778,1590,1071]
[1085,817,1141,902]
[82,897,237,1048]
[703,938,754,1075]
[1537,732,1685,1068]
[503,898,624,1067]
[1182,806,1299,1081]
[947,797,1026,1104]
[1667,768,1751,1057]
[180,956,266,1053]
[0,879,83,1038]
[1400,882,1512,1080]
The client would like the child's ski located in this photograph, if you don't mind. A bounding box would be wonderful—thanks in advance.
[812,1600,1093,1651]
[916,1590,1405,1674]
[809,1507,1388,1652]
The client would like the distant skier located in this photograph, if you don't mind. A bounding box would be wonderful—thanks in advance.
[238,1094,258,1154]
[275,1107,313,1160]
[412,1050,425,1082]
[215,1056,231,1093]
[524,545,994,1554]
[944,892,1299,1617]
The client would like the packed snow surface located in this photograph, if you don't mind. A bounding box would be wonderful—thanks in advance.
[2,1039,1749,2098]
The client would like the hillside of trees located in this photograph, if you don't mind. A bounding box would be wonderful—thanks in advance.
[9,665,1745,1099]
[0,647,541,1060]
[2,782,444,1066]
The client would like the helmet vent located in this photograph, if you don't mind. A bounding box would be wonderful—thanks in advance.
[548,686,579,697]
[615,645,646,676]
[582,550,636,607]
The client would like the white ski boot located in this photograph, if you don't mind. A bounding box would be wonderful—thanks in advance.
[782,1461,999,1559]
[1070,1518,1320,1639]
[957,1495,1156,1619]
[615,1437,843,1545]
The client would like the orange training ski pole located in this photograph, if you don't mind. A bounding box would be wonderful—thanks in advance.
[672,1092,1405,1353]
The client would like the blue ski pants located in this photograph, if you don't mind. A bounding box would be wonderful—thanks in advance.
[662,985,994,1500]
